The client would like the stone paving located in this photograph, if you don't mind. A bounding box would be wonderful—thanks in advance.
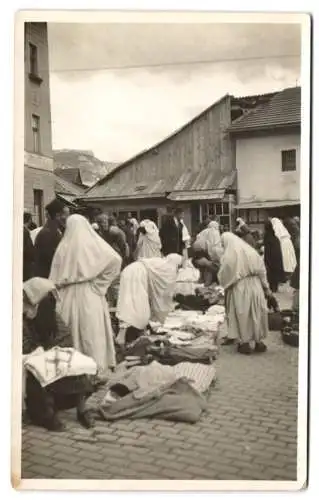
[21,289,298,481]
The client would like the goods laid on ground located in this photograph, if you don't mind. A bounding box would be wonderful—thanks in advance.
[88,360,216,423]
[175,283,224,311]
[281,309,299,347]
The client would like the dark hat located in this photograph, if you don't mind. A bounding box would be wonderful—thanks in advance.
[45,198,66,218]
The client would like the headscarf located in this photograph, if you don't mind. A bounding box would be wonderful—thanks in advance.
[270,218,296,273]
[136,219,162,259]
[49,214,122,286]
[271,218,291,241]
[236,218,246,230]
[194,221,223,261]
[181,220,191,248]
[142,253,182,323]
[218,232,265,290]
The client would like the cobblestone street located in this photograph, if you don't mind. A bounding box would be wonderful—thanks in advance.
[21,289,298,482]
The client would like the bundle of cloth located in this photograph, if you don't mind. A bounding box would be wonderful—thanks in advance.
[88,360,216,423]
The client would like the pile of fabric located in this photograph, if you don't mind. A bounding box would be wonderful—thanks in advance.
[88,360,216,423]
[175,283,224,311]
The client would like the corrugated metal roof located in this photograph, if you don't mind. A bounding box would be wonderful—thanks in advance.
[81,178,167,200]
[229,87,301,133]
[168,190,225,201]
[171,169,236,192]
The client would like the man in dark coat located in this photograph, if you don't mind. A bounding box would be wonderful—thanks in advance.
[23,212,35,281]
[159,207,185,256]
[34,199,70,278]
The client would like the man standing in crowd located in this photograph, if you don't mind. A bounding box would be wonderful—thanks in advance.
[34,199,70,278]
[23,212,35,281]
[96,214,128,263]
[159,206,185,256]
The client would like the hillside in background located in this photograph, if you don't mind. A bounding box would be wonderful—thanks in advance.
[53,149,119,187]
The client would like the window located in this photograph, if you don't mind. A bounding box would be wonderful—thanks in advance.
[29,43,38,75]
[33,189,43,226]
[202,201,231,229]
[238,209,266,224]
[281,149,296,172]
[31,114,40,153]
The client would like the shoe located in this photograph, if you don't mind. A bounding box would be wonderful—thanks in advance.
[221,338,235,346]
[77,410,96,429]
[255,342,267,353]
[237,343,252,355]
[44,416,66,432]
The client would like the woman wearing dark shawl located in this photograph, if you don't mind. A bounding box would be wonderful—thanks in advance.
[263,220,286,293]
[23,278,96,431]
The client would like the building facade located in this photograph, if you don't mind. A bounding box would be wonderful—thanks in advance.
[24,22,55,225]
[80,95,238,235]
[229,87,301,229]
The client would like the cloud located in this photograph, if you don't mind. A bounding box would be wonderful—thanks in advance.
[47,21,301,162]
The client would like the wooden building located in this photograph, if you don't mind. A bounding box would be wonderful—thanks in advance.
[79,92,276,235]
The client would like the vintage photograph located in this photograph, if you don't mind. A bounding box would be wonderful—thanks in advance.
[13,10,310,489]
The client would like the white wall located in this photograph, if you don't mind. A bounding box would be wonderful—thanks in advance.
[236,133,300,204]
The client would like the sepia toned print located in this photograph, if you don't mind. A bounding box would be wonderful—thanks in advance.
[13,10,310,491]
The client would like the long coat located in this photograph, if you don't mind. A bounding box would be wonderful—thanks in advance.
[34,220,62,278]
[159,216,184,256]
[23,227,35,281]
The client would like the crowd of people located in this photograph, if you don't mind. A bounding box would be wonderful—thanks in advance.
[22,198,300,431]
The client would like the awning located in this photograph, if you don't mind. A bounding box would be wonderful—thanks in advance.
[168,190,225,202]
[235,200,300,209]
[56,193,78,207]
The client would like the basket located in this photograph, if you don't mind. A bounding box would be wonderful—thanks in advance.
[280,309,299,348]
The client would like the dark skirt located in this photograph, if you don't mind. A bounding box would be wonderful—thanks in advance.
[25,372,94,425]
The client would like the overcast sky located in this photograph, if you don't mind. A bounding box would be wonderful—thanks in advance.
[48,22,301,163]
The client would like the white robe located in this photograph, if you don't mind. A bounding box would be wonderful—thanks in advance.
[135,219,162,259]
[271,218,297,273]
[116,254,182,330]
[49,214,122,378]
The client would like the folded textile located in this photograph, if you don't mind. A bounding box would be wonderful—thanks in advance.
[24,346,97,387]
[98,378,207,423]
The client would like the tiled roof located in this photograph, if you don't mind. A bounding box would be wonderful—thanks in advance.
[229,87,301,133]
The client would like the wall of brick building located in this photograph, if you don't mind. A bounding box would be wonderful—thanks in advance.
[24,166,55,224]
[24,22,53,157]
[24,22,54,224]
